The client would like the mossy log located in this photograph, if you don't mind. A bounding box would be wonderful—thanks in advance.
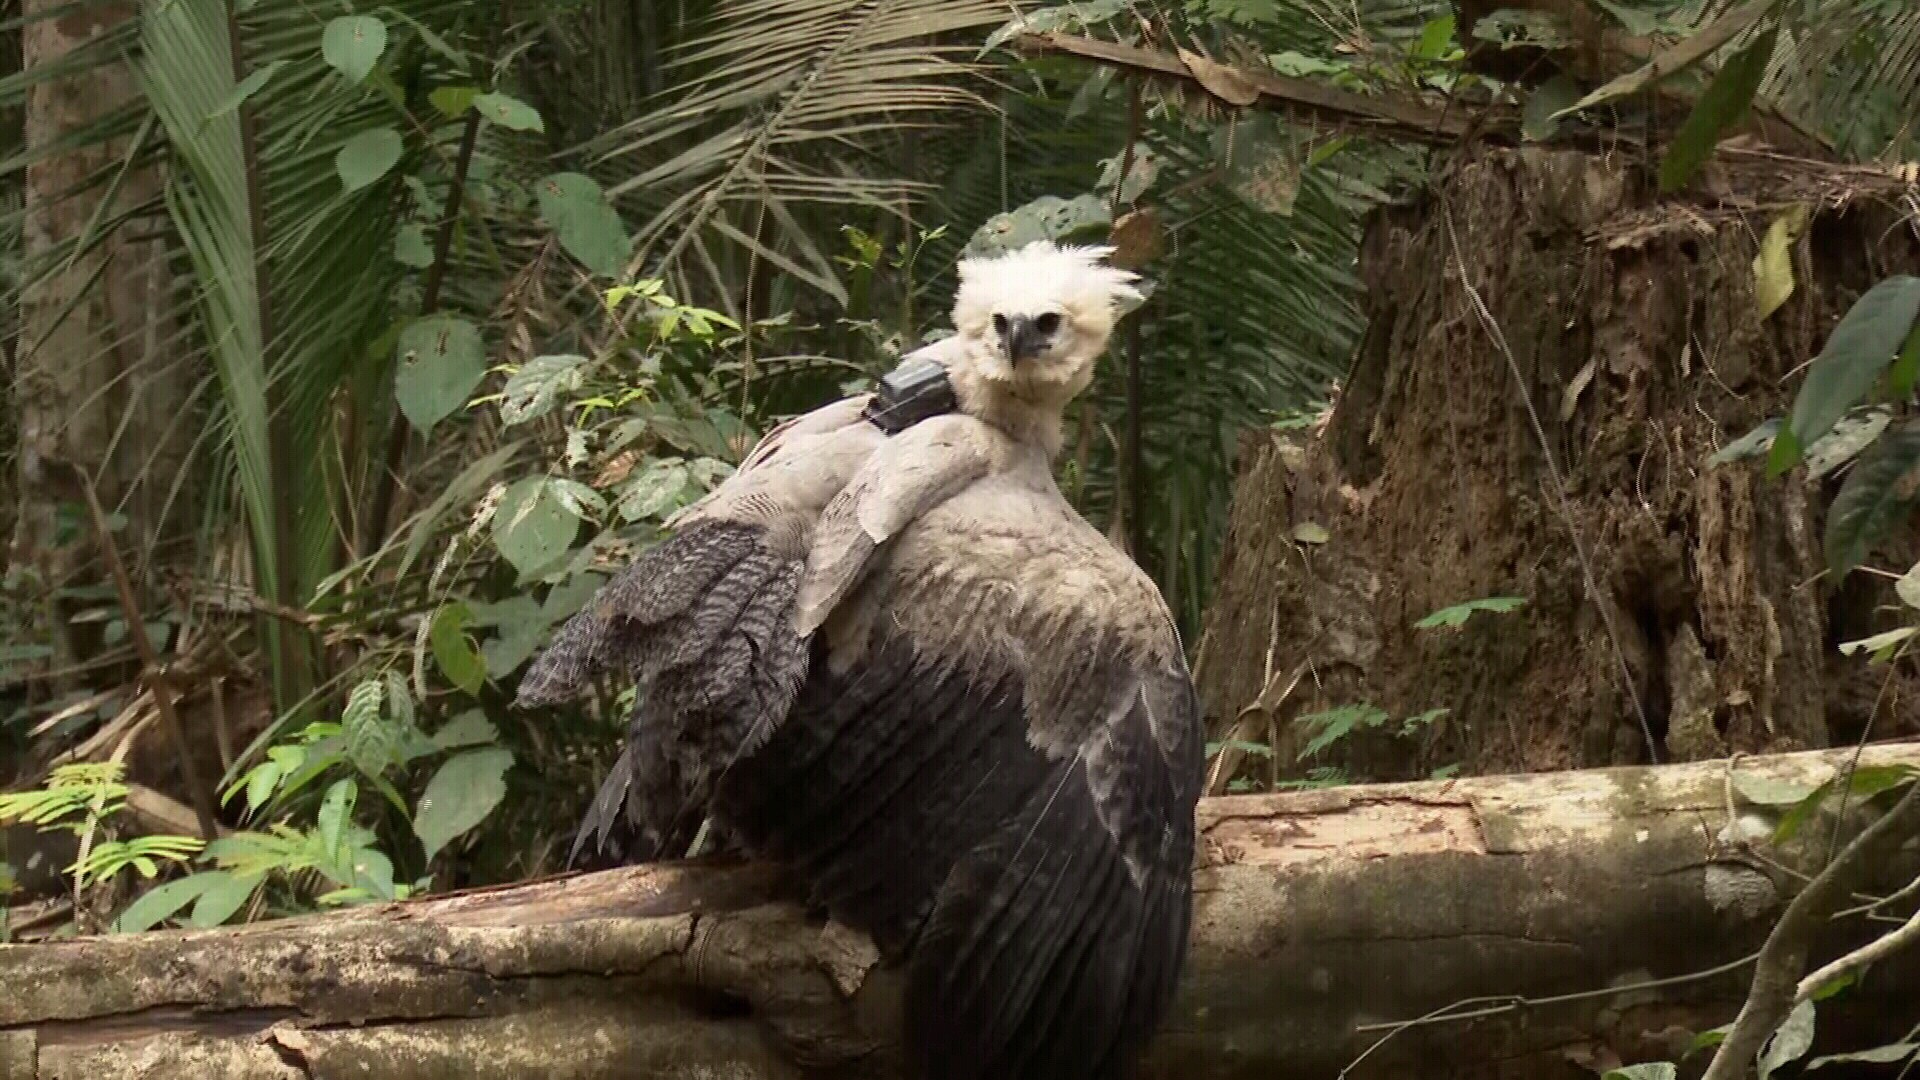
[4,744,1918,1080]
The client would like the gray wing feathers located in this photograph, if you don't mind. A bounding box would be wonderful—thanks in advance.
[796,415,992,635]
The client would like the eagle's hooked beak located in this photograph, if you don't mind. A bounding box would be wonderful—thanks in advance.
[993,313,1054,364]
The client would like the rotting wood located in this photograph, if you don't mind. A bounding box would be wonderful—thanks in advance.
[3,745,1918,1079]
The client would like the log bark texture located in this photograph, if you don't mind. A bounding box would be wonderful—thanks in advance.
[3,745,1918,1080]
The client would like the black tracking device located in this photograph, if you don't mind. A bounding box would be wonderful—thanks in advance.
[863,354,957,434]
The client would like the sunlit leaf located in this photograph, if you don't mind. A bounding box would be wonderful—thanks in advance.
[429,603,486,696]
[1415,596,1528,629]
[499,354,587,425]
[473,91,543,132]
[1754,204,1809,320]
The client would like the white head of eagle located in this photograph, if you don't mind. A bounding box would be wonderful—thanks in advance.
[945,241,1143,453]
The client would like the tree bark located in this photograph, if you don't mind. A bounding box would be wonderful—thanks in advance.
[12,1,192,690]
[1197,146,1920,785]
[4,744,1918,1079]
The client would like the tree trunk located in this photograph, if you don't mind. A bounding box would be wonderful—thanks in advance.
[1196,146,1920,786]
[11,1,191,691]
[4,744,1917,1079]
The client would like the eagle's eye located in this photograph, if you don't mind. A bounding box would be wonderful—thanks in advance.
[1034,312,1062,336]
[992,314,1009,336]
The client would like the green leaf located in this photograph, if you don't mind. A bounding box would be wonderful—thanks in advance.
[473,91,544,132]
[1415,596,1528,629]
[535,175,632,279]
[430,86,477,117]
[1824,419,1920,580]
[113,874,219,933]
[336,126,403,193]
[1523,74,1582,142]
[1805,409,1891,479]
[243,761,282,814]
[394,222,433,268]
[430,710,498,751]
[208,59,287,120]
[414,748,513,860]
[1294,704,1389,759]
[1897,560,1920,610]
[1778,277,1920,473]
[493,478,579,577]
[1753,204,1809,321]
[317,779,357,859]
[429,603,486,696]
[1807,1043,1918,1070]
[500,354,588,425]
[322,15,387,83]
[1659,25,1776,192]
[1758,998,1816,1080]
[1413,15,1456,61]
[1687,1024,1732,1056]
[617,459,693,522]
[1604,1064,1677,1080]
[964,194,1111,259]
[187,870,258,928]
[1709,417,1783,465]
[1731,771,1815,806]
[1838,626,1916,661]
[1891,319,1920,400]
[394,315,485,434]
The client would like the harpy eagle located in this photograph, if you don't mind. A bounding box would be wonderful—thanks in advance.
[518,241,1203,1080]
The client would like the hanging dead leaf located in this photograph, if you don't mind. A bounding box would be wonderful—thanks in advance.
[1178,48,1260,107]
[1108,209,1164,270]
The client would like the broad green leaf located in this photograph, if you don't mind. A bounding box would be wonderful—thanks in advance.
[208,59,287,119]
[1805,409,1890,479]
[535,175,632,279]
[394,223,433,268]
[548,479,607,520]
[317,779,357,859]
[1776,277,1920,474]
[1838,626,1916,661]
[493,478,579,577]
[618,459,693,522]
[1891,320,1920,400]
[431,710,498,751]
[244,761,282,814]
[1807,1043,1918,1069]
[1415,596,1528,629]
[1522,74,1582,142]
[429,603,486,696]
[414,748,513,860]
[113,874,219,933]
[394,315,485,433]
[1824,420,1920,580]
[336,126,403,192]
[1709,417,1783,465]
[322,15,387,83]
[1659,25,1776,192]
[1292,522,1329,544]
[500,354,588,424]
[1753,204,1809,320]
[1731,771,1815,806]
[429,85,478,117]
[1687,1024,1732,1056]
[964,194,1111,259]
[1413,15,1456,61]
[187,870,259,928]
[1604,1064,1677,1080]
[1758,999,1816,1080]
[473,91,543,132]
[1897,560,1920,610]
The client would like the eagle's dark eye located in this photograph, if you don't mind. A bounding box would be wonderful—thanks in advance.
[992,314,1008,336]
[1034,312,1062,336]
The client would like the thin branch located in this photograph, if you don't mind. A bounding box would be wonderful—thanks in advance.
[1702,783,1920,1080]
[1796,902,1920,1005]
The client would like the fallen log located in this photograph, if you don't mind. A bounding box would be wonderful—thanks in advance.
[3,744,1918,1079]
